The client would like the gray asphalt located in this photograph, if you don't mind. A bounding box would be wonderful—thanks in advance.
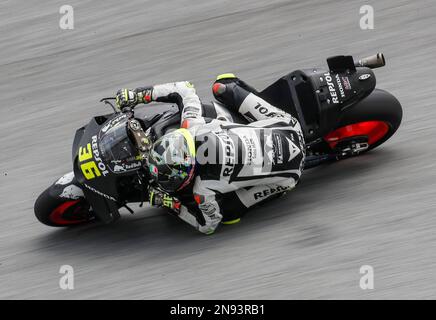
[1,0,436,299]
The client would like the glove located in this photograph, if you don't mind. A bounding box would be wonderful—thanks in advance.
[115,88,139,110]
[149,187,181,214]
[198,225,215,235]
[116,87,154,110]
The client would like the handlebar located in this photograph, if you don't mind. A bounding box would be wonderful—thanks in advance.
[100,97,135,116]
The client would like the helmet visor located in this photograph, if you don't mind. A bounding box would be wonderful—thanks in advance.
[148,129,196,192]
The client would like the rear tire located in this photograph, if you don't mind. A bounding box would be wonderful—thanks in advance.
[327,89,403,151]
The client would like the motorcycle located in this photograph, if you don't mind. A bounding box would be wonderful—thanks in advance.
[34,53,402,227]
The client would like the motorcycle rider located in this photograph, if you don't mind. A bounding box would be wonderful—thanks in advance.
[115,74,305,234]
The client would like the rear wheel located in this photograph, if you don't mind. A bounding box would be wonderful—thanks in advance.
[34,187,95,227]
[324,89,402,155]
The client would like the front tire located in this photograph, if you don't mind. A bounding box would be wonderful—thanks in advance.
[34,173,95,227]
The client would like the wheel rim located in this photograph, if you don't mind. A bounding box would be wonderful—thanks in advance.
[324,121,390,149]
[49,200,90,225]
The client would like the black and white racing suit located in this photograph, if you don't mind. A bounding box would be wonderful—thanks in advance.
[149,79,305,234]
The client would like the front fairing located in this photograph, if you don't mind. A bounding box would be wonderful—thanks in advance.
[72,114,122,223]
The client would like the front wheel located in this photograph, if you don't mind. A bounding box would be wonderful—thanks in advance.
[34,173,95,227]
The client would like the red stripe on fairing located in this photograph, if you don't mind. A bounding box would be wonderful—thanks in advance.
[324,121,389,149]
[49,200,87,225]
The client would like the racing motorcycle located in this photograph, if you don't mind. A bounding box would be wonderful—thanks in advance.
[34,53,402,227]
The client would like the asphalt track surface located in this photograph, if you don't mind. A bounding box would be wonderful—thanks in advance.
[1,0,436,299]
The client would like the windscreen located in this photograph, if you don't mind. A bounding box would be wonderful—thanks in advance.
[99,118,142,173]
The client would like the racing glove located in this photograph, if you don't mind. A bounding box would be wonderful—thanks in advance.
[149,186,181,214]
[115,87,154,110]
[115,88,139,109]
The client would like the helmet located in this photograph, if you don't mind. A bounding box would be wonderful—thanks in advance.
[148,128,196,193]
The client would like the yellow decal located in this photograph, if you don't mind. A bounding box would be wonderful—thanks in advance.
[80,161,101,180]
[78,143,93,162]
[78,142,100,180]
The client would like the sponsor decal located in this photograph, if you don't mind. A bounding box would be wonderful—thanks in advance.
[198,202,221,222]
[113,165,126,173]
[183,106,201,118]
[254,185,291,200]
[59,185,84,200]
[286,136,301,162]
[290,117,299,127]
[272,133,284,165]
[78,137,108,180]
[253,102,284,118]
[83,183,117,201]
[359,74,371,81]
[217,131,235,177]
[335,74,346,98]
[56,172,74,185]
[112,161,142,173]
[101,114,127,134]
[91,135,109,176]
[199,202,217,217]
[324,72,339,104]
[242,135,257,165]
[342,76,352,90]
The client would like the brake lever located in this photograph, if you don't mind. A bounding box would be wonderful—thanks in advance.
[100,97,118,113]
[99,97,136,116]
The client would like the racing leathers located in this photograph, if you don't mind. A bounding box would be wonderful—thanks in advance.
[117,76,305,234]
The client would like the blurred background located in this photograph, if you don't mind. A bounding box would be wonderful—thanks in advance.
[0,0,435,299]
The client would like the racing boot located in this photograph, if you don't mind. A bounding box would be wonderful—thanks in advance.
[212,73,259,109]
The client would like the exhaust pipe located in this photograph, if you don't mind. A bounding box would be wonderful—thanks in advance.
[355,53,386,69]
